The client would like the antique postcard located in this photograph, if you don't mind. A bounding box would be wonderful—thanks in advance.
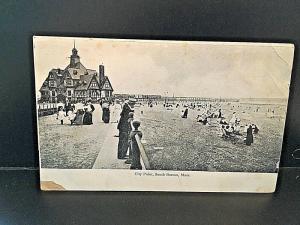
[33,36,294,192]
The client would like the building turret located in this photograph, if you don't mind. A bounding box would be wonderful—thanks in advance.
[70,41,80,67]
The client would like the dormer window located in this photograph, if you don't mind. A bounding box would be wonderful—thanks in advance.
[49,80,55,87]
[49,74,54,79]
[90,81,98,88]
[66,80,72,86]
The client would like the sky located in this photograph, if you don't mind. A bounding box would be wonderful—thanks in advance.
[33,36,294,99]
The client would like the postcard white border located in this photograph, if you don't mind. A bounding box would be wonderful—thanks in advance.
[40,169,277,193]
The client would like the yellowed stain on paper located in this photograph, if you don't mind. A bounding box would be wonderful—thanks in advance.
[41,181,65,191]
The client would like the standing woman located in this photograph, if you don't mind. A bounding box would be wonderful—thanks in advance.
[83,100,95,125]
[245,124,254,146]
[73,100,84,125]
[102,100,110,123]
[117,98,136,159]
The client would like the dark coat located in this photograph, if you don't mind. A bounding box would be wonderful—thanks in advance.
[117,103,134,131]
[246,125,254,146]
[130,130,143,170]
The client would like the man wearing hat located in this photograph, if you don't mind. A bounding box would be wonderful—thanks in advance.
[117,98,136,159]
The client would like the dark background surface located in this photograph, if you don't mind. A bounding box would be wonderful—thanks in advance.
[0,1,300,224]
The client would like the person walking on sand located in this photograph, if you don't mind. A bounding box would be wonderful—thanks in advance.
[182,107,188,118]
[245,124,254,146]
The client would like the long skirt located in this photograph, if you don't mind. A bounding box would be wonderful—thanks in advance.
[73,111,84,125]
[130,141,142,170]
[117,131,129,159]
[245,134,254,146]
[83,112,93,125]
[102,108,110,123]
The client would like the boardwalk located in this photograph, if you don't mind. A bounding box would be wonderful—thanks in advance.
[38,104,130,169]
[92,106,130,169]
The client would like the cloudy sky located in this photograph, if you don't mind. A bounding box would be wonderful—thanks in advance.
[33,36,294,99]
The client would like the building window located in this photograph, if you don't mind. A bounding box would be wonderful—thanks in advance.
[90,81,97,88]
[49,80,55,87]
[66,80,72,86]
[52,91,56,96]
[49,74,54,79]
[105,83,110,88]
[68,90,72,96]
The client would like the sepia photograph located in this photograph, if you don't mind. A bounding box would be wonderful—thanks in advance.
[34,36,294,192]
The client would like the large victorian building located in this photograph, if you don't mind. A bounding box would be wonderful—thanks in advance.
[39,46,113,103]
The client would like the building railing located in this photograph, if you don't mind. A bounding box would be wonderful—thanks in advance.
[135,134,151,170]
[38,103,58,117]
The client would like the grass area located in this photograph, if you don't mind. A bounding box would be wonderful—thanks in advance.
[137,101,286,172]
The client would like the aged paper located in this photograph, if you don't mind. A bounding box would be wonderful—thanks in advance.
[34,36,294,192]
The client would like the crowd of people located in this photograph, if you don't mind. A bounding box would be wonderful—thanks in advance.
[186,103,259,146]
[56,99,95,125]
[156,100,260,146]
[53,97,265,171]
[55,98,114,126]
[55,97,144,170]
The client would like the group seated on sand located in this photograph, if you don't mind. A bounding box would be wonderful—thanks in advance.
[196,109,259,146]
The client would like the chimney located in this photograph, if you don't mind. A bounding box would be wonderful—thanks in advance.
[99,65,105,82]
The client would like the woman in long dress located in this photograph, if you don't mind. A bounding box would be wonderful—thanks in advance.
[73,101,84,125]
[102,101,110,123]
[83,101,95,125]
[245,125,254,146]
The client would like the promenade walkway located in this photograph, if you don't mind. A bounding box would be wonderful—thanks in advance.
[92,104,130,169]
[39,104,131,169]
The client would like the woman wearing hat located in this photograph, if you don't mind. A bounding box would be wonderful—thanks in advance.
[117,99,135,159]
[82,100,95,125]
[101,100,110,123]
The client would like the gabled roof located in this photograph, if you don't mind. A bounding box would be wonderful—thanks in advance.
[74,74,99,91]
[100,76,114,91]
[64,62,96,80]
